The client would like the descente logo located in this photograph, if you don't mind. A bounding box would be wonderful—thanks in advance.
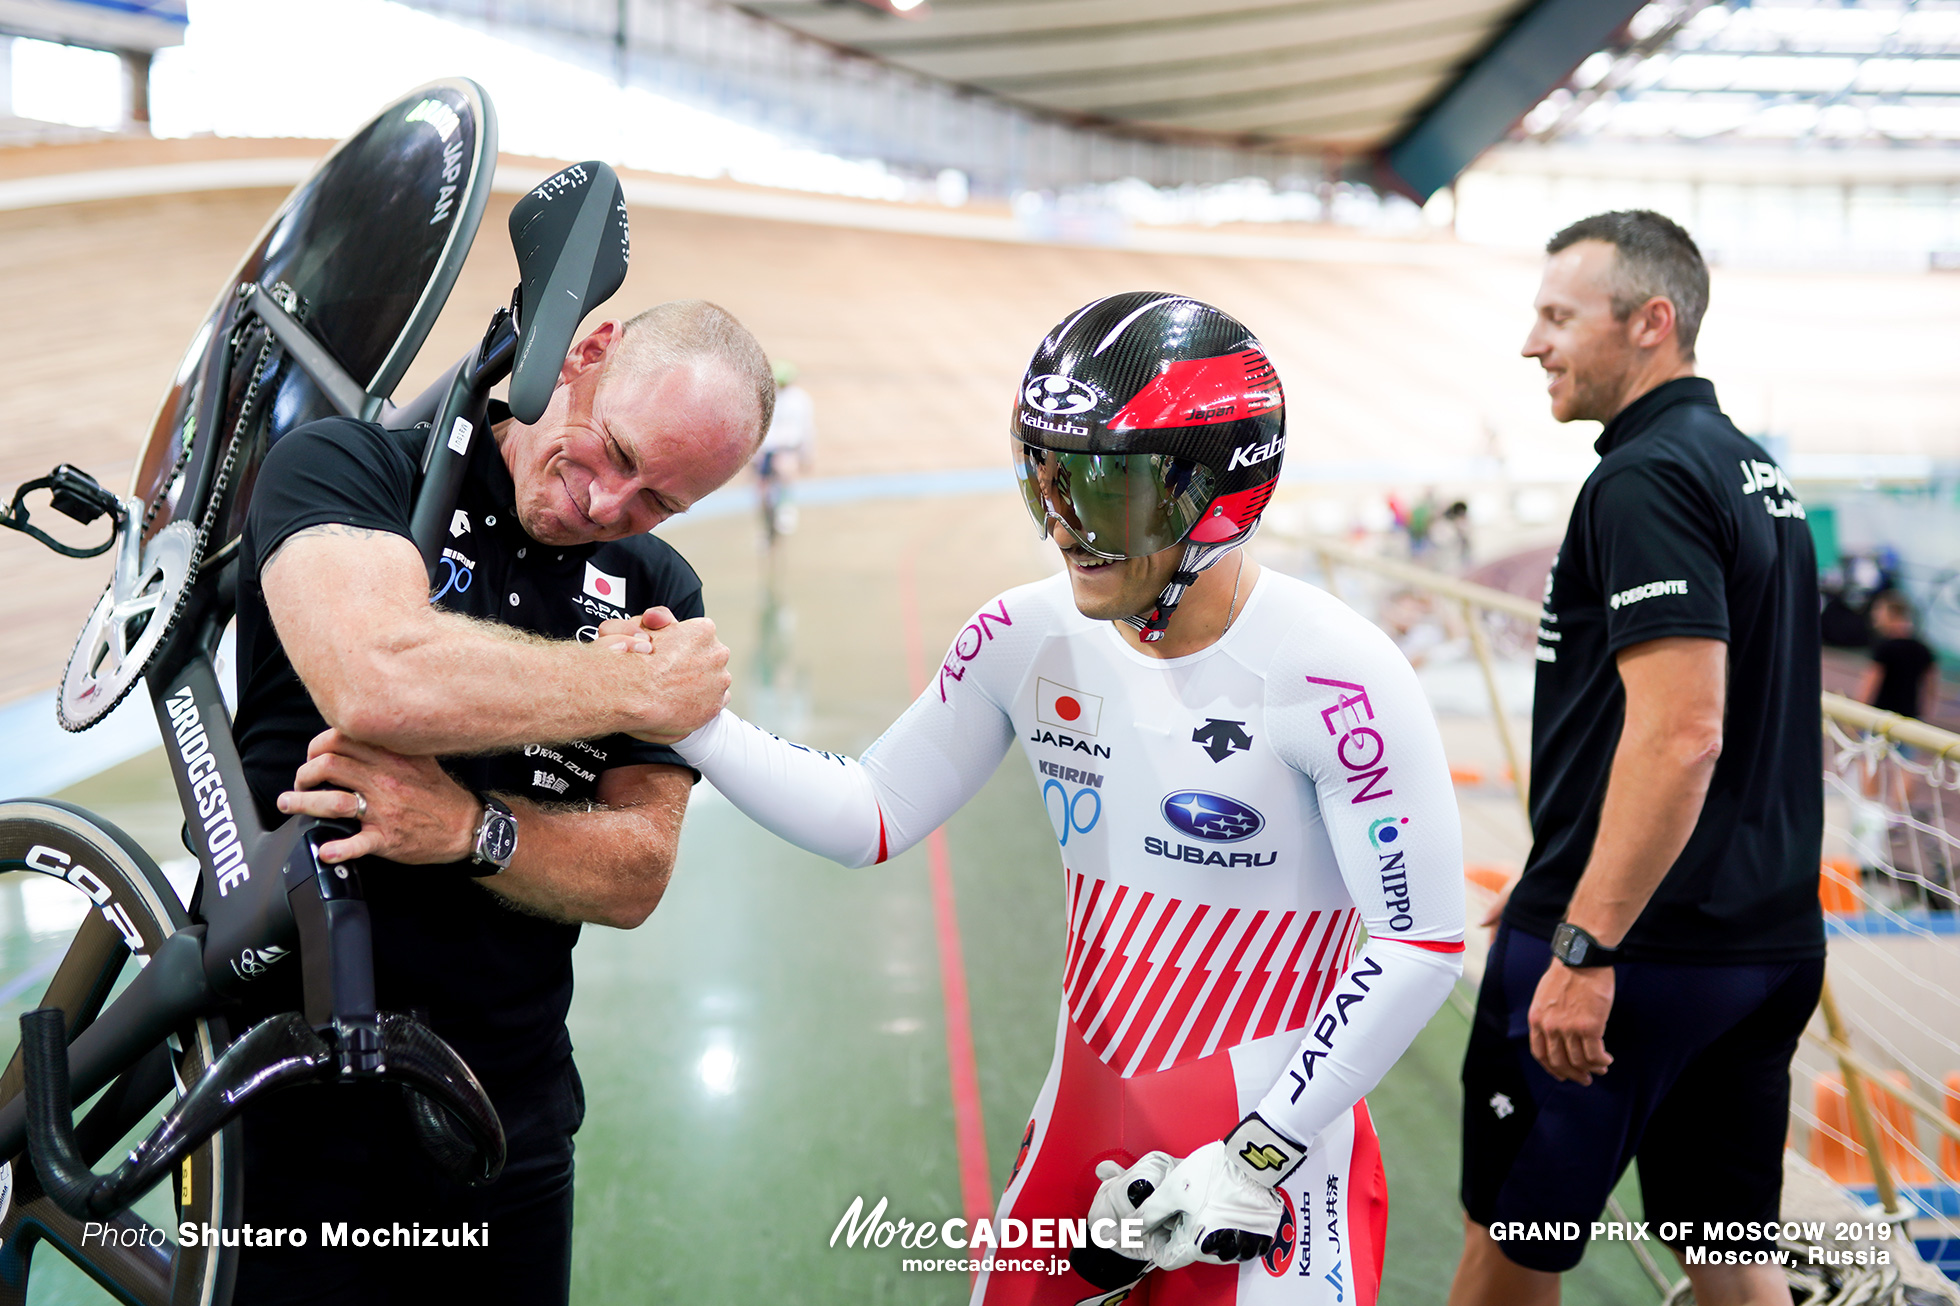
[165,687,250,898]
[1608,579,1687,610]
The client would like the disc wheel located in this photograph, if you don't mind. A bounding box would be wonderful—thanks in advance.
[0,800,238,1306]
[57,524,198,733]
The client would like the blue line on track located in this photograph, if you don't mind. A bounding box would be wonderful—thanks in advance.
[0,690,163,801]
[0,949,67,1007]
[667,466,1013,523]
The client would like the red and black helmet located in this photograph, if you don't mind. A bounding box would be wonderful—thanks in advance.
[1012,292,1284,559]
[1012,293,1285,638]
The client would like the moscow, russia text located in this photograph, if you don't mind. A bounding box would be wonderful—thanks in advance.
[1485,1219,1896,1267]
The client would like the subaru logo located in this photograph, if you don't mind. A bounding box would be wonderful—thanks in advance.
[1023,373,1099,416]
[1161,791,1264,843]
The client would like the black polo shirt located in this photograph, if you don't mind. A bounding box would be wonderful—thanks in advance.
[232,406,703,1091]
[1870,637,1935,719]
[1505,377,1824,963]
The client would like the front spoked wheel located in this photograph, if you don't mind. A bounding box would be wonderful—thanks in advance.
[0,800,238,1306]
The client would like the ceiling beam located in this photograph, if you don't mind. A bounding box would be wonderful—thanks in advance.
[1378,0,1645,201]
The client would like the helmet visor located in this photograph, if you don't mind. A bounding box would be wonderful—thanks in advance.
[1013,440,1217,560]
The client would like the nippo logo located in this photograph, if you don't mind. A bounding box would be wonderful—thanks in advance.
[582,561,626,608]
[1023,373,1099,417]
[1036,677,1103,735]
[1161,791,1264,843]
[1368,817,1409,849]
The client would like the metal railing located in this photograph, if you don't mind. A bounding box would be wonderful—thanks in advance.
[1302,535,1960,1237]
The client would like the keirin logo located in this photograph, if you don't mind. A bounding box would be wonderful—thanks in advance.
[1023,374,1099,416]
[1044,781,1101,847]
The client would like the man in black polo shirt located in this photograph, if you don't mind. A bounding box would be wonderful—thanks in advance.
[1449,212,1822,1306]
[227,299,773,1304]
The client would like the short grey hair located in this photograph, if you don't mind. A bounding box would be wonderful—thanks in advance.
[607,299,776,439]
[1547,210,1709,360]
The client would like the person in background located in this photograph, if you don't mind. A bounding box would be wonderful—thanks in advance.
[1408,490,1438,559]
[1443,499,1473,566]
[1860,590,1940,724]
[755,359,815,542]
[1852,590,1943,881]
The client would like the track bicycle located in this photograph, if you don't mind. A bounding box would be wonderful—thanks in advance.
[0,78,630,1304]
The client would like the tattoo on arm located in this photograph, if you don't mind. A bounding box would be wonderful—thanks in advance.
[265,522,394,573]
[267,526,555,650]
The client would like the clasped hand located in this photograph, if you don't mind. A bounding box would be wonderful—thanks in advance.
[276,611,727,862]
[591,606,730,745]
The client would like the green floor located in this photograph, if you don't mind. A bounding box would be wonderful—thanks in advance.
[9,493,1666,1303]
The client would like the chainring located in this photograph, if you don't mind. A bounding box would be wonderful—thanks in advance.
[57,521,198,731]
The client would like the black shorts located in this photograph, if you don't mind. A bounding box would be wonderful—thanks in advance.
[1460,924,1822,1274]
[232,1059,585,1305]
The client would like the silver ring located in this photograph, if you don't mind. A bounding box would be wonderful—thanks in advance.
[354,793,368,822]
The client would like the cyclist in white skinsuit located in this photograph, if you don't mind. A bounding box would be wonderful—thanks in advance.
[670,295,1466,1306]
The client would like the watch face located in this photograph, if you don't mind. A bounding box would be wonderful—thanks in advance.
[482,814,518,865]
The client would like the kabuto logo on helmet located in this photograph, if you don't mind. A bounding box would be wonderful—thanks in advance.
[1011,292,1287,641]
[1023,373,1101,416]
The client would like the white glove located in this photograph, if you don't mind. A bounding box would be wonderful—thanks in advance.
[1069,1152,1173,1291]
[1134,1116,1307,1272]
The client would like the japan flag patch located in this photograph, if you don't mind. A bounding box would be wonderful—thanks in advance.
[582,561,627,609]
[1036,678,1103,735]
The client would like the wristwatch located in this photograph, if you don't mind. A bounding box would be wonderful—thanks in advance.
[468,795,517,875]
[1551,921,1623,968]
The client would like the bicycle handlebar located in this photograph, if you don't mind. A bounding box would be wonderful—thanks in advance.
[21,1007,505,1222]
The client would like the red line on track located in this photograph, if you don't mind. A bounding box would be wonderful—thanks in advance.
[897,555,995,1246]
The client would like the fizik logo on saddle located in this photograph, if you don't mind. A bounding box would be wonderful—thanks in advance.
[165,686,251,899]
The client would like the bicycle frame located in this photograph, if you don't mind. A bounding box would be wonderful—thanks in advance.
[1,339,503,1193]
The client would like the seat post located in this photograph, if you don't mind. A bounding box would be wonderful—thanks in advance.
[289,837,381,1076]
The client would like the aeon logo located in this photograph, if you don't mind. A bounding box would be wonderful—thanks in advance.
[1161,791,1264,843]
[1023,373,1099,416]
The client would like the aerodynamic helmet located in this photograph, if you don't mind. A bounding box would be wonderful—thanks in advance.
[1012,292,1285,639]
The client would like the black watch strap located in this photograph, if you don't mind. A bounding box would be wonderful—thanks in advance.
[1551,921,1622,968]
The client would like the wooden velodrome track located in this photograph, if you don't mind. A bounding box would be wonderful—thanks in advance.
[4,136,1959,706]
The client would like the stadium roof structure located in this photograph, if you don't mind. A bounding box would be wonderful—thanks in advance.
[0,0,185,52]
[1522,0,1960,148]
[737,0,1651,196]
